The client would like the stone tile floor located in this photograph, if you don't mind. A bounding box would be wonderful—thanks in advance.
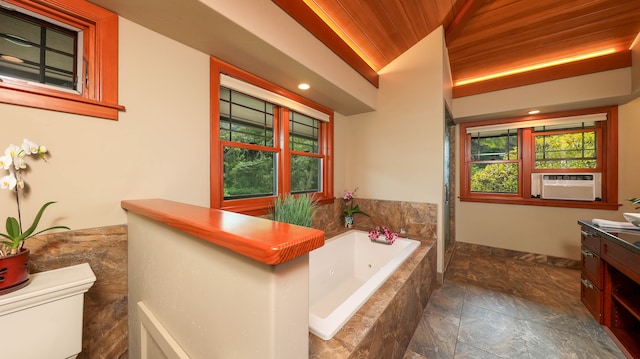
[404,248,626,359]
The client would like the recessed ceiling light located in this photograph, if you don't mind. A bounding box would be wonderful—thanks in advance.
[298,83,310,90]
[528,110,540,115]
[0,54,23,63]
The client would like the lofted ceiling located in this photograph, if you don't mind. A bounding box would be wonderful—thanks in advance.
[274,0,640,96]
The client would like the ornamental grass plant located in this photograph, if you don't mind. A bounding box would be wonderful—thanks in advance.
[272,193,318,228]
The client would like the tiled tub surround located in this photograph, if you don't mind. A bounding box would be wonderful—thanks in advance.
[309,198,439,358]
[313,198,438,240]
[309,230,421,340]
[25,225,129,359]
[454,242,581,269]
[309,233,437,358]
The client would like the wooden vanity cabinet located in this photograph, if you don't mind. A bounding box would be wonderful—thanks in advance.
[578,221,640,358]
[580,227,603,323]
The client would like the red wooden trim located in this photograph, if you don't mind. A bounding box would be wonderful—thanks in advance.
[0,84,121,120]
[453,51,632,98]
[459,196,620,210]
[280,107,290,194]
[521,128,532,198]
[271,0,379,88]
[604,107,618,204]
[122,199,325,265]
[459,131,470,198]
[459,106,620,209]
[210,58,222,209]
[210,57,335,213]
[0,0,122,119]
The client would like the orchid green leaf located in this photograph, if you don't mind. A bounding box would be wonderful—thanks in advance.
[5,217,20,239]
[30,225,70,238]
[17,201,58,241]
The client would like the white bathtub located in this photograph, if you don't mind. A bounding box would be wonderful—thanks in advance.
[308,230,420,340]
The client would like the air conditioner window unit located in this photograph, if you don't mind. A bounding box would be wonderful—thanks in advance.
[540,174,596,201]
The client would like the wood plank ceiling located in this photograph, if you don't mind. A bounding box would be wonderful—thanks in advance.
[273,0,640,97]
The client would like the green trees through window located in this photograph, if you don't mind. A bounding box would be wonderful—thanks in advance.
[470,125,598,194]
[460,108,618,209]
[534,131,596,169]
[470,129,519,194]
[220,87,323,200]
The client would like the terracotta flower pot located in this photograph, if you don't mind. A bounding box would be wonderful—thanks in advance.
[0,248,30,295]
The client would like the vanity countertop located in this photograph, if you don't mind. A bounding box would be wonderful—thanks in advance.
[578,220,640,255]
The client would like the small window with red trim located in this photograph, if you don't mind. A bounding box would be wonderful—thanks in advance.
[0,0,121,120]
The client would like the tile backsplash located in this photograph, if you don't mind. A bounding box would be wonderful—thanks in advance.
[314,197,437,240]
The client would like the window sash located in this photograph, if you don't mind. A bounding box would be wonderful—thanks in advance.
[534,129,598,170]
[289,111,319,153]
[290,154,321,194]
[470,162,519,194]
[470,129,518,161]
[222,145,277,200]
[0,6,82,93]
[220,87,275,147]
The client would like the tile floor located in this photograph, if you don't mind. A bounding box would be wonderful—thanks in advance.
[404,247,626,359]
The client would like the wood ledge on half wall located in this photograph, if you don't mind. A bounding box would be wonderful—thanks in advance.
[121,199,325,265]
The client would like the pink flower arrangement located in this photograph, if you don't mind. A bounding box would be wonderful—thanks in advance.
[368,226,398,244]
[343,188,368,217]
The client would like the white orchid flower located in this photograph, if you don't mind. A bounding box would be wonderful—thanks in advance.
[0,174,16,190]
[0,154,12,170]
[21,139,39,155]
[37,145,47,160]
[4,144,22,159]
[15,176,24,189]
[13,157,26,170]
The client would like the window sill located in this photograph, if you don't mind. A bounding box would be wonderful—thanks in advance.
[460,196,620,210]
[0,82,125,120]
[220,197,334,217]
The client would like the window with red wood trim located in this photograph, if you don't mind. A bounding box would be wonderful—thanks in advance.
[210,58,334,215]
[0,0,122,120]
[460,107,618,210]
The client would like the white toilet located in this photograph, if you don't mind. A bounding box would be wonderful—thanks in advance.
[0,263,96,359]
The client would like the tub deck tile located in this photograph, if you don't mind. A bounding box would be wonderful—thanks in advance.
[309,238,437,359]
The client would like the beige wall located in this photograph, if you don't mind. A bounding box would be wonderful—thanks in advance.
[0,18,211,232]
[332,112,348,196]
[342,27,448,269]
[344,28,446,203]
[455,97,640,261]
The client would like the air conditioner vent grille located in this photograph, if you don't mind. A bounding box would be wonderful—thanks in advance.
[540,173,596,201]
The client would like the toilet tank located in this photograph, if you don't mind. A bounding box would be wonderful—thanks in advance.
[0,263,96,359]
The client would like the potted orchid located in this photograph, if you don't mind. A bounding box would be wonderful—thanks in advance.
[343,188,368,228]
[0,139,69,294]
